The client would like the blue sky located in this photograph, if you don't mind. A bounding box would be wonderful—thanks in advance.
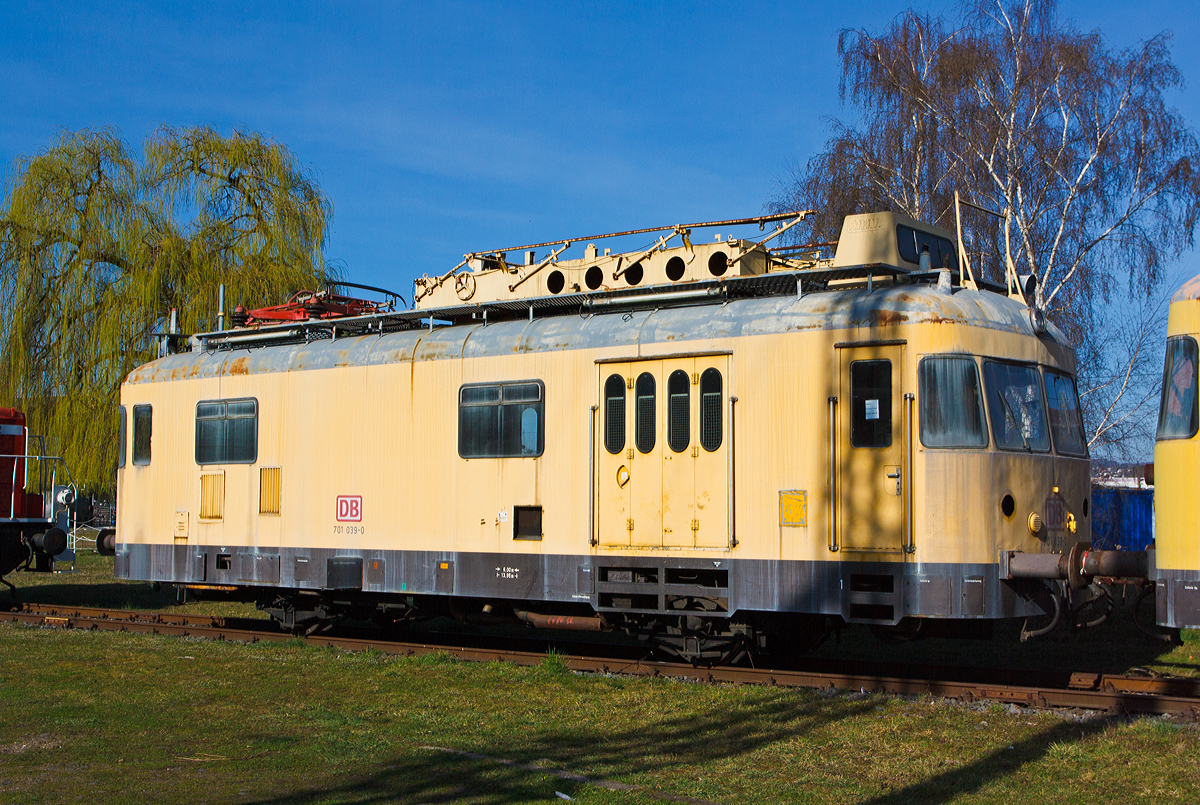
[2,1,1198,298]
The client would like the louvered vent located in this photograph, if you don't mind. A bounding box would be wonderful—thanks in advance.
[200,472,225,520]
[259,467,281,515]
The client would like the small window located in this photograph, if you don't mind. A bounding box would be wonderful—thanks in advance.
[667,370,690,453]
[195,399,258,464]
[983,361,1050,452]
[896,225,957,270]
[513,505,543,540]
[1045,370,1088,457]
[700,368,723,451]
[459,381,545,458]
[1157,336,1199,441]
[117,406,127,469]
[132,405,152,465]
[850,361,892,448]
[604,374,626,454]
[919,357,987,448]
[635,373,656,453]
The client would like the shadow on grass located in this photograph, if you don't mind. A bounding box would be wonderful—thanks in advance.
[857,716,1115,805]
[242,693,1124,805]
[251,752,596,805]
[245,690,878,804]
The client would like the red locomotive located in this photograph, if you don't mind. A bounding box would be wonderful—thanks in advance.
[0,407,71,592]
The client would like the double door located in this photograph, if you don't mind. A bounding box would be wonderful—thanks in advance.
[596,356,729,548]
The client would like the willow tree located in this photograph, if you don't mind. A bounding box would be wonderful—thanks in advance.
[772,0,1200,456]
[0,126,333,493]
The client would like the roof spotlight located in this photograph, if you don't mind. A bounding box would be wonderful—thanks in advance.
[1029,306,1048,336]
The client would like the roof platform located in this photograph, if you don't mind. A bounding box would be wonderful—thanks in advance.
[191,263,1002,352]
[187,209,1013,352]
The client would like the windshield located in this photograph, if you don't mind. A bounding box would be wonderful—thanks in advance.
[1157,336,1199,440]
[1044,370,1088,457]
[919,356,988,448]
[983,361,1050,452]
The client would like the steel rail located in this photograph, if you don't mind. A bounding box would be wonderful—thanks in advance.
[4,603,1198,717]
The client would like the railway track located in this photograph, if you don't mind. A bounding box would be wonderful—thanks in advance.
[4,602,1198,718]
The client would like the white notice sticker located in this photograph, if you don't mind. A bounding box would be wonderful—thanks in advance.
[865,399,880,420]
[498,510,509,523]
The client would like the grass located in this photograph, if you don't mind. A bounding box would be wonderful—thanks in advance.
[2,621,1200,804]
[5,551,1200,802]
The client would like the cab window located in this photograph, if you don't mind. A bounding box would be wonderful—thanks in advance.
[1157,336,1199,440]
[918,357,987,448]
[1045,370,1088,457]
[982,361,1050,452]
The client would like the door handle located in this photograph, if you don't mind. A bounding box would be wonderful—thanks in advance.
[886,468,901,496]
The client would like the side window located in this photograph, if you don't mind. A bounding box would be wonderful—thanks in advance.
[604,374,625,454]
[850,360,892,448]
[935,236,957,270]
[918,357,987,448]
[1045,370,1088,457]
[1157,336,1199,440]
[982,361,1050,452]
[897,225,918,263]
[459,381,545,458]
[896,224,956,269]
[635,373,656,453]
[667,370,690,453]
[117,406,127,469]
[195,399,259,464]
[132,405,152,465]
[700,368,723,451]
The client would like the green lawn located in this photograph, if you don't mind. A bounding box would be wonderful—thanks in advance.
[2,621,1199,804]
[4,550,1200,803]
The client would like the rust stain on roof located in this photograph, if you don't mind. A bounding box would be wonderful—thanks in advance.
[874,309,908,327]
[226,356,251,376]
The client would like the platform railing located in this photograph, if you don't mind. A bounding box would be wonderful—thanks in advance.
[1,452,74,528]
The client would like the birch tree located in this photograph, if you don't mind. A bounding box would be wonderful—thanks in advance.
[0,126,333,492]
[773,0,1200,456]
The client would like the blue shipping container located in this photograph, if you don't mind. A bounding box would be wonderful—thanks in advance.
[1090,487,1154,551]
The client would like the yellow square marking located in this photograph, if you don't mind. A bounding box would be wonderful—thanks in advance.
[779,490,808,527]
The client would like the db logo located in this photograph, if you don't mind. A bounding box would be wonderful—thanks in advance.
[1045,496,1065,531]
[336,496,362,522]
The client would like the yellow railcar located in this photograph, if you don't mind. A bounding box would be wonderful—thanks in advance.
[1153,274,1200,629]
[113,211,1100,660]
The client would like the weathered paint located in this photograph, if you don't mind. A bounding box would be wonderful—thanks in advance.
[116,282,1087,624]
